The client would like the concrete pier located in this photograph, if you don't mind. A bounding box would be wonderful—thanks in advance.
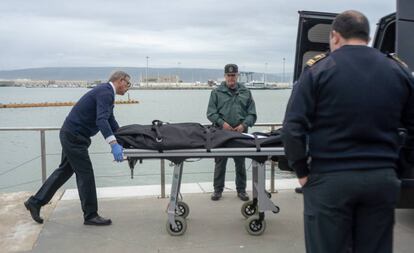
[1,180,413,253]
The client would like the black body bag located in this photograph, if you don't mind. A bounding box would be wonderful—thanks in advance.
[115,120,289,165]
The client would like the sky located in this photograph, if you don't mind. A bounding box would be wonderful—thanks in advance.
[0,0,395,73]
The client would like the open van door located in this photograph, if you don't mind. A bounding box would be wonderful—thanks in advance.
[373,13,396,54]
[293,11,337,82]
[396,0,414,69]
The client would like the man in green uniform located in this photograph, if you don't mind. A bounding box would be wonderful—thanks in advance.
[207,64,257,201]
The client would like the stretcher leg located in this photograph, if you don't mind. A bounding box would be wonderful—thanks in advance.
[166,162,187,236]
[174,162,190,218]
[252,161,258,199]
[244,161,280,235]
[241,165,259,218]
[256,161,279,214]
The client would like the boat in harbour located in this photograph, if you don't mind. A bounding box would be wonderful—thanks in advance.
[245,81,267,89]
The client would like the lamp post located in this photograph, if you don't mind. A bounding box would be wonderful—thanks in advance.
[177,62,181,83]
[282,57,285,83]
[146,56,149,86]
[264,62,268,85]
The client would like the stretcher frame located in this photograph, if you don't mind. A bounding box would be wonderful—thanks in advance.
[124,147,285,236]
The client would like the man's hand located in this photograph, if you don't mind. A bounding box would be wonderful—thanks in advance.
[234,124,245,133]
[222,122,233,131]
[111,143,124,162]
[298,176,308,187]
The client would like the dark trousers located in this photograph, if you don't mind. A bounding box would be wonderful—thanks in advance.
[302,169,401,253]
[29,130,98,219]
[213,157,247,193]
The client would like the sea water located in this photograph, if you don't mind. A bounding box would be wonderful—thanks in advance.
[0,87,293,192]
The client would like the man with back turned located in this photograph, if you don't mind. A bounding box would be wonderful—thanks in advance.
[24,71,131,226]
[282,10,414,253]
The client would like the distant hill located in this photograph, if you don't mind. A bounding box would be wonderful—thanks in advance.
[0,67,292,83]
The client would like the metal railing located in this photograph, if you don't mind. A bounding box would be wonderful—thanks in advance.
[0,127,60,183]
[0,123,283,197]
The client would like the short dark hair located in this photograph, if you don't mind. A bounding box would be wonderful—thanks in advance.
[332,10,370,42]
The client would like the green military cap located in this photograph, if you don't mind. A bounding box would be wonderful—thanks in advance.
[224,64,238,74]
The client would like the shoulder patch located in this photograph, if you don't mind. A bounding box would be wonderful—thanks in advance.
[388,53,408,68]
[306,53,327,67]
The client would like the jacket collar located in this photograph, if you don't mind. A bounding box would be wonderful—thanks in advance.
[217,81,240,92]
[217,82,246,93]
[108,82,116,95]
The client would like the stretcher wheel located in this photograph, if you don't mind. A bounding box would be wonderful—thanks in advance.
[272,205,280,214]
[245,215,266,236]
[266,190,272,198]
[175,201,190,218]
[241,200,258,218]
[166,216,187,236]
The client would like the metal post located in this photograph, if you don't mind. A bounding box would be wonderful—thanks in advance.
[282,58,286,83]
[146,56,149,86]
[160,159,166,198]
[177,62,181,84]
[270,125,276,193]
[40,130,47,183]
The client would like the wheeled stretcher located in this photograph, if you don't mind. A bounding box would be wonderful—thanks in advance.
[124,147,285,236]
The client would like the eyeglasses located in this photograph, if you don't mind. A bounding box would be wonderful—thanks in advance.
[226,74,237,77]
[123,79,132,88]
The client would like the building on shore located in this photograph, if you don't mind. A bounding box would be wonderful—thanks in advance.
[137,75,211,89]
[0,77,291,90]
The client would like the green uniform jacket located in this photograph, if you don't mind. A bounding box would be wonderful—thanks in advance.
[207,82,257,128]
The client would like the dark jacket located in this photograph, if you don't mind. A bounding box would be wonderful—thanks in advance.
[62,83,119,138]
[282,45,414,178]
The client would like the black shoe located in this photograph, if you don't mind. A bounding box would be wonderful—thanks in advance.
[237,192,249,201]
[24,199,43,224]
[295,187,303,194]
[84,215,112,226]
[211,191,222,201]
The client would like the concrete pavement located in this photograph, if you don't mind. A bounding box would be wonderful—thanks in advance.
[2,179,413,253]
[30,190,414,253]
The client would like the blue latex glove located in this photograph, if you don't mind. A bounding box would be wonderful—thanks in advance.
[111,143,124,162]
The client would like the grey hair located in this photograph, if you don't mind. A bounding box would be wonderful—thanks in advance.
[108,71,130,82]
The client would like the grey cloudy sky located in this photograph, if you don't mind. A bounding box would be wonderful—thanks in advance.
[0,0,395,73]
